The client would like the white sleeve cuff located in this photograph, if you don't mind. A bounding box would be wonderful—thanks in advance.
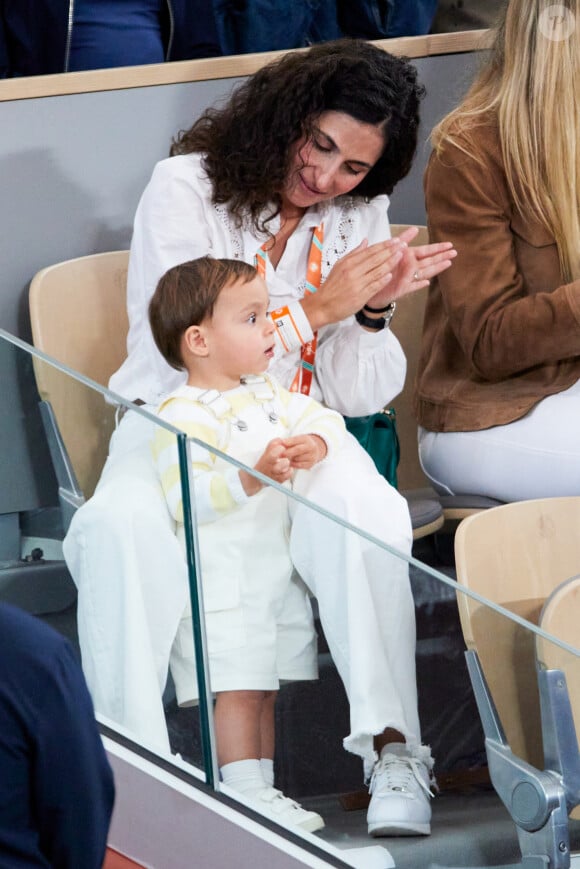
[270,300,314,354]
[289,300,314,345]
[225,466,250,506]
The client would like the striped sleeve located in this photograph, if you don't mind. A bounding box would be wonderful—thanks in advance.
[151,397,249,525]
[275,385,346,461]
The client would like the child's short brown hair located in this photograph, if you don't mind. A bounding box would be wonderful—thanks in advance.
[149,256,258,370]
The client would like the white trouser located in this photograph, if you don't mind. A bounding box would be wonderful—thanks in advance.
[63,410,187,755]
[291,435,418,761]
[64,412,418,764]
[418,379,580,502]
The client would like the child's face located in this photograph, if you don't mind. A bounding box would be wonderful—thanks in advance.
[202,275,276,389]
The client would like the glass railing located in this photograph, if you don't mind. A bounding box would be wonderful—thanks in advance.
[2,326,580,868]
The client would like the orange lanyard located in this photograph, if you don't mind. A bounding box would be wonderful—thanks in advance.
[255,223,323,395]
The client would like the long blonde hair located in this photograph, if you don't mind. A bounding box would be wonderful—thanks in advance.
[433,0,580,282]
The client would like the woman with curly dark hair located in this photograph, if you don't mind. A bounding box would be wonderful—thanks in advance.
[170,39,423,227]
[65,39,455,839]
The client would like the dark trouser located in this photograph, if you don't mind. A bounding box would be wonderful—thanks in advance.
[430,0,506,32]
[213,0,341,54]
[337,0,438,39]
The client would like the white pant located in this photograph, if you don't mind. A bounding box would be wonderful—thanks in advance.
[64,411,418,764]
[418,379,580,502]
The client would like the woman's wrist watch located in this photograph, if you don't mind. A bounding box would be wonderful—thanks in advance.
[355,302,397,331]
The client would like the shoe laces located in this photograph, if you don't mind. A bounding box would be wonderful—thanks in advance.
[370,753,435,800]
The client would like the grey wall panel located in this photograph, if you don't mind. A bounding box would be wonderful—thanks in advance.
[0,77,239,337]
[389,51,483,224]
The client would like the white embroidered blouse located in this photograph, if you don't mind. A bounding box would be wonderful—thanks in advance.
[109,153,406,415]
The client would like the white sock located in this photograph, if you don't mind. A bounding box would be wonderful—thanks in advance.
[260,757,275,787]
[220,759,266,796]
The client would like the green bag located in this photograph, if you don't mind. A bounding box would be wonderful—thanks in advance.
[344,408,400,489]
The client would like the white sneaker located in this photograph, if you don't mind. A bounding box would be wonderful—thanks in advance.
[367,743,435,837]
[252,787,325,833]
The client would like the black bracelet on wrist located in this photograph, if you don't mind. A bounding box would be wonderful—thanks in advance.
[363,302,393,314]
[357,301,397,330]
[355,309,386,331]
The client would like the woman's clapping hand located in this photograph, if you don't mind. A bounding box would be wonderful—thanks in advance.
[300,226,456,330]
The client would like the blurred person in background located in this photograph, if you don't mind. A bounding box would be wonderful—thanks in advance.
[338,0,438,39]
[431,0,506,32]
[0,0,221,78]
[213,0,341,54]
[214,0,440,54]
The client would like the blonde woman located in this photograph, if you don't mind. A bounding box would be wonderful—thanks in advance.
[415,0,580,501]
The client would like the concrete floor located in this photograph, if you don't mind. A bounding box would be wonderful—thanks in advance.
[309,787,520,869]
[305,787,580,869]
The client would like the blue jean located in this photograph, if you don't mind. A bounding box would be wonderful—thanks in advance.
[214,0,341,54]
[337,0,438,39]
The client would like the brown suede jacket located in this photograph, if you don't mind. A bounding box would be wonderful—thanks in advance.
[414,119,580,432]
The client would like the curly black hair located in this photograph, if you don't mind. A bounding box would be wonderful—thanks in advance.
[171,39,424,234]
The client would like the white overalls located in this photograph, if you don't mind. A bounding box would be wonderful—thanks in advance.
[154,376,344,703]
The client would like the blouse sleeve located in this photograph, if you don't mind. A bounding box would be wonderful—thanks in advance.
[425,136,580,380]
[312,195,407,416]
[314,322,407,416]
